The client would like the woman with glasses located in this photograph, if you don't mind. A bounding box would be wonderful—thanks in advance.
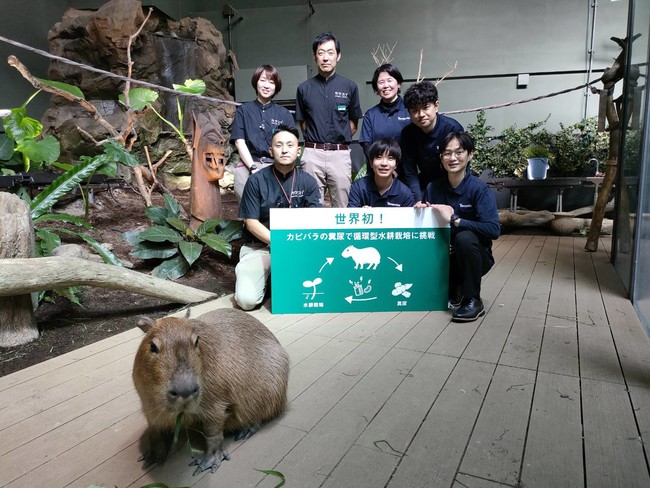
[230,64,295,202]
[415,132,500,322]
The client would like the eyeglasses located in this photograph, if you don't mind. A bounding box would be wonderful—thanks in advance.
[441,149,466,159]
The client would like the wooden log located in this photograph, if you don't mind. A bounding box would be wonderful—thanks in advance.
[0,192,39,347]
[499,210,555,227]
[0,257,217,304]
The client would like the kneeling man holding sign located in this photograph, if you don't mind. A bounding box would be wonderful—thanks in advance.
[236,125,322,310]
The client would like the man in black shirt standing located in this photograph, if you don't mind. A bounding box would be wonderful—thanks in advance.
[236,124,321,310]
[296,32,362,207]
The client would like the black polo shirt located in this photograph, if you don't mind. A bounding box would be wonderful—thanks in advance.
[399,114,464,200]
[229,100,295,160]
[295,73,362,144]
[239,165,322,243]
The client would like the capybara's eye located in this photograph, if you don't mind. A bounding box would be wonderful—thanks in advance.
[194,335,200,348]
[150,341,159,353]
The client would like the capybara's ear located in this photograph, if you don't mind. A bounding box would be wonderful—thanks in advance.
[137,316,156,332]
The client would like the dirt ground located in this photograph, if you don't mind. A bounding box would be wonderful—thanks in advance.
[0,183,241,377]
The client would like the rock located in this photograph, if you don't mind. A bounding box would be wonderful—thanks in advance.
[43,0,235,162]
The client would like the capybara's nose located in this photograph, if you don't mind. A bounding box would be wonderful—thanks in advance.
[169,370,200,400]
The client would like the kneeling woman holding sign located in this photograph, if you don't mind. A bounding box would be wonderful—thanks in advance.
[347,138,415,208]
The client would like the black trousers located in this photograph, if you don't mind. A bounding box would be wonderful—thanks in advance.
[449,230,494,301]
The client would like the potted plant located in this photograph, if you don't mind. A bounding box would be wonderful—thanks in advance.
[522,144,552,180]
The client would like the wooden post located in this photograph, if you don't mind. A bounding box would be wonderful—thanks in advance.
[0,193,39,347]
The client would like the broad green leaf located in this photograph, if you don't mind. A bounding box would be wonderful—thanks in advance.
[218,219,244,242]
[195,218,224,237]
[179,240,202,266]
[53,227,123,266]
[33,212,92,228]
[121,230,144,245]
[130,241,178,259]
[50,161,74,171]
[96,159,118,177]
[53,286,83,306]
[35,228,61,256]
[152,255,190,280]
[139,225,183,243]
[199,233,231,258]
[15,135,60,163]
[166,217,188,233]
[29,153,110,220]
[145,205,172,225]
[36,78,85,99]
[120,88,158,111]
[101,139,139,167]
[254,469,286,487]
[4,108,42,142]
[0,134,13,160]
[163,193,181,216]
[173,79,206,95]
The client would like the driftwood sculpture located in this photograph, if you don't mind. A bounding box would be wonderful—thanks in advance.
[585,35,640,252]
[189,112,227,229]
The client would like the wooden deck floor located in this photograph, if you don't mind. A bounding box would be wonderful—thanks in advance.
[2,234,650,488]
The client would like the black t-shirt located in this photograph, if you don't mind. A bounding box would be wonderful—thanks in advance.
[295,73,362,144]
[239,165,322,243]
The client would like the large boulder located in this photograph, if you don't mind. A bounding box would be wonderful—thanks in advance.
[43,0,235,163]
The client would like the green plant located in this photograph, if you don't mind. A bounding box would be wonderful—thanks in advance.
[551,118,609,176]
[123,194,242,280]
[522,144,551,159]
[120,79,206,159]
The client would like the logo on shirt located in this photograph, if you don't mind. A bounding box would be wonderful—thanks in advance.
[271,118,283,126]
[398,116,410,121]
[334,91,349,99]
[459,203,473,210]
[291,190,305,198]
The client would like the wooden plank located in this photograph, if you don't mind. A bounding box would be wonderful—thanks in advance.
[0,385,140,486]
[520,371,583,487]
[538,237,579,376]
[454,473,514,487]
[427,237,534,359]
[463,236,545,364]
[578,323,624,383]
[282,332,332,366]
[394,311,450,353]
[321,445,400,488]
[573,237,608,327]
[356,352,457,453]
[517,236,557,321]
[283,342,390,432]
[287,338,360,401]
[259,347,423,488]
[629,386,650,450]
[0,327,142,392]
[582,378,650,488]
[592,247,650,388]
[363,311,428,348]
[336,311,399,343]
[309,311,370,338]
[387,359,495,488]
[460,365,535,485]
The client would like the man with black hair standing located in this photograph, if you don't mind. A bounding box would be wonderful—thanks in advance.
[296,32,362,207]
[400,80,463,200]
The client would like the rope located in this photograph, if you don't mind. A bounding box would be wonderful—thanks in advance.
[1,34,605,115]
[0,35,241,108]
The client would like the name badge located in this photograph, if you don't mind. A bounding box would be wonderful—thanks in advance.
[337,104,346,112]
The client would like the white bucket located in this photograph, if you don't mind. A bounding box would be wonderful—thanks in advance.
[526,158,549,180]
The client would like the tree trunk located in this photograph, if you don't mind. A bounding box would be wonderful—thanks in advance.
[0,257,217,304]
[0,193,39,347]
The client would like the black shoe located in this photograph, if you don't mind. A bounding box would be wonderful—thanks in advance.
[447,295,463,310]
[452,298,485,322]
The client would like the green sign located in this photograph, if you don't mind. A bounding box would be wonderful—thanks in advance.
[270,208,449,314]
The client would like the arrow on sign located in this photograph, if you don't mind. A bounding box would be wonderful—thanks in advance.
[387,257,403,272]
[319,257,334,273]
[345,296,378,304]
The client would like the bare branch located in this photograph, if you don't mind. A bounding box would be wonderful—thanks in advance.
[124,7,153,107]
[370,42,398,67]
[435,61,458,86]
[416,49,424,83]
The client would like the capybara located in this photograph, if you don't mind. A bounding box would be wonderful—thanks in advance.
[132,308,289,475]
[341,245,381,270]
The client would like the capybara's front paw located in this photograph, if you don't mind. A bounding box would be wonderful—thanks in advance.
[139,429,171,467]
[190,449,231,475]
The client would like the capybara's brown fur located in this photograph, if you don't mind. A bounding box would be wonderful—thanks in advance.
[132,308,289,474]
